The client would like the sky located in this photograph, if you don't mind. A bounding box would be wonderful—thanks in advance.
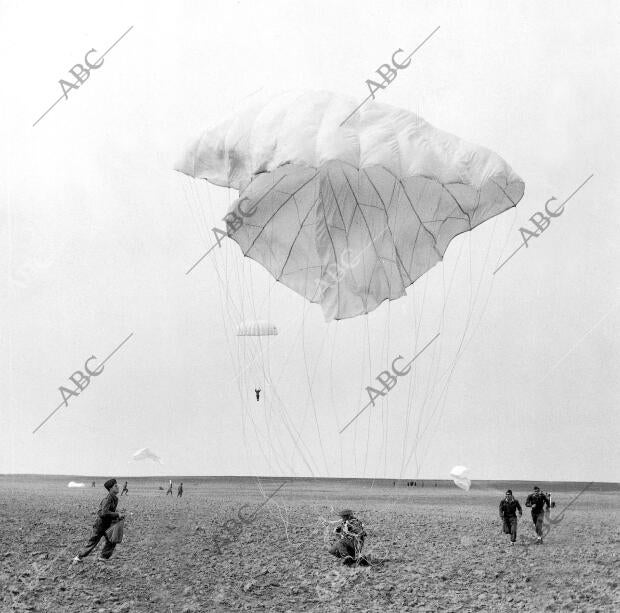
[1,0,619,482]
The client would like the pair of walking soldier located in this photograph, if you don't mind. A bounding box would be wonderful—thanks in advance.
[499,486,550,545]
[72,478,125,563]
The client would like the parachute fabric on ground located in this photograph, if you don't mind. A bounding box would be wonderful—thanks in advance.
[176,90,524,322]
[67,481,86,488]
[132,447,163,464]
[450,466,471,491]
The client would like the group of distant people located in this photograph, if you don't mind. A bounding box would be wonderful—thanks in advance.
[166,480,183,497]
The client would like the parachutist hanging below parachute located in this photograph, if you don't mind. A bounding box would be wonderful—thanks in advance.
[255,388,261,401]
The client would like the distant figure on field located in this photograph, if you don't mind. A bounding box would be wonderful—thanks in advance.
[499,489,522,545]
[91,481,96,488]
[166,480,173,496]
[177,482,183,497]
[255,388,261,401]
[525,486,550,543]
[72,479,124,563]
[328,509,368,566]
[120,481,129,496]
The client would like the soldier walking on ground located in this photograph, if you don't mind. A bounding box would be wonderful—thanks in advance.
[166,480,173,496]
[72,479,124,563]
[328,509,368,566]
[177,482,183,497]
[499,489,522,545]
[525,486,550,544]
[120,481,129,496]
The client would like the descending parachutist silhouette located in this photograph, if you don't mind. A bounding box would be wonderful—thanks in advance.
[255,388,261,401]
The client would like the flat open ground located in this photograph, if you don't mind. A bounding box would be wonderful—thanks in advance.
[1,477,618,612]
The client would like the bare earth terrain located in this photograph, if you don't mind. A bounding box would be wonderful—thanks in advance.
[1,477,618,612]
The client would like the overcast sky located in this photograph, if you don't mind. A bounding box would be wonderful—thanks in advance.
[1,0,618,483]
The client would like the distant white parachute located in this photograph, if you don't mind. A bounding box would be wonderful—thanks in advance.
[132,447,162,464]
[450,466,471,491]
[237,320,278,336]
[67,481,86,488]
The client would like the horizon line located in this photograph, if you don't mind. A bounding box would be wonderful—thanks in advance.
[1,473,617,486]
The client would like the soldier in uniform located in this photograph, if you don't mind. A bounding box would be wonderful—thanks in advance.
[525,486,551,543]
[72,478,124,563]
[177,482,183,497]
[120,481,129,496]
[499,489,522,545]
[328,509,367,566]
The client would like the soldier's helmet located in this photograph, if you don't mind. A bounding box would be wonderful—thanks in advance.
[338,509,354,518]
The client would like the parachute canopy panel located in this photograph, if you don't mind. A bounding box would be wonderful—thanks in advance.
[177,90,525,321]
[237,320,279,336]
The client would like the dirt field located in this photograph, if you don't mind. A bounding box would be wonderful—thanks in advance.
[1,477,618,612]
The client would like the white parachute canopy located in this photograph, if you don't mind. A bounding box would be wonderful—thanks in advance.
[67,481,86,488]
[237,320,278,336]
[132,447,163,464]
[450,466,471,491]
[176,90,525,321]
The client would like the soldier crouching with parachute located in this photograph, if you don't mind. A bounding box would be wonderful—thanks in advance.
[328,509,369,566]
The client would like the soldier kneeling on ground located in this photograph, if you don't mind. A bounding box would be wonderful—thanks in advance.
[328,509,369,566]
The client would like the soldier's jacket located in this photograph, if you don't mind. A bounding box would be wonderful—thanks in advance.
[334,517,366,544]
[499,498,522,518]
[525,492,550,513]
[93,492,120,531]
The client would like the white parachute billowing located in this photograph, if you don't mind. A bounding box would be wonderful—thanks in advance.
[67,481,86,488]
[176,90,525,321]
[450,465,471,491]
[132,447,163,464]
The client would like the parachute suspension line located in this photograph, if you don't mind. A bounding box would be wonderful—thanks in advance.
[330,323,345,477]
[300,308,331,477]
[265,299,326,477]
[361,312,373,478]
[411,213,510,476]
[267,380,319,477]
[199,183,289,479]
[416,212,506,453]
[403,240,461,477]
[182,178,273,474]
[218,258,284,478]
[397,257,427,479]
[406,244,458,473]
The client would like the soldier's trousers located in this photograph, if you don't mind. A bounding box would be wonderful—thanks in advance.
[502,516,518,542]
[531,511,545,536]
[78,527,116,560]
[328,539,363,562]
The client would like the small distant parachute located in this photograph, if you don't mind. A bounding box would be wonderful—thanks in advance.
[450,466,471,491]
[67,481,86,488]
[132,447,162,464]
[237,320,278,336]
[236,320,278,393]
